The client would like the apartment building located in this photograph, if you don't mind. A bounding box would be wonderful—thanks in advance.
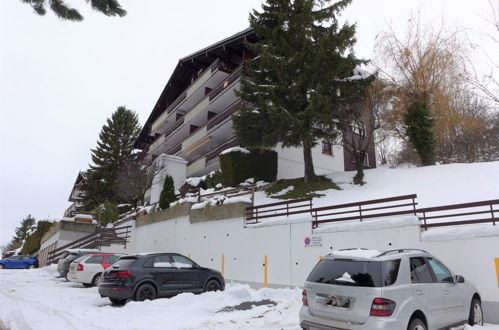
[134,28,373,204]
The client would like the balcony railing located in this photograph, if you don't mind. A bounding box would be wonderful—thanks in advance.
[163,116,184,138]
[205,138,238,163]
[207,101,241,131]
[166,90,187,114]
[208,66,244,101]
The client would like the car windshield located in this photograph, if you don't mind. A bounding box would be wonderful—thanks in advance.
[72,255,87,263]
[307,259,401,287]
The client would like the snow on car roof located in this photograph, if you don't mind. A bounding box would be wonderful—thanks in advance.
[330,248,382,259]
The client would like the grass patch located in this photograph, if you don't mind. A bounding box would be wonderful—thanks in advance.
[265,176,340,199]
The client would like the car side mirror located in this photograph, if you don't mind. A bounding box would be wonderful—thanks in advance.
[455,275,465,283]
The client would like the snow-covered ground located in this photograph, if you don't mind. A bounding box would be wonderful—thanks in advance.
[0,266,301,330]
[0,266,497,330]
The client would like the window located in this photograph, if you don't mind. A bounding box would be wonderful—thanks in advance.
[428,258,454,283]
[171,255,195,269]
[106,255,120,265]
[86,256,104,264]
[410,257,434,283]
[153,255,174,268]
[8,256,21,260]
[322,141,333,156]
[351,153,369,167]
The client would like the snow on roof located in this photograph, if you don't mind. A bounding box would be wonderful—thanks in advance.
[330,248,382,259]
[74,214,93,220]
[219,146,249,155]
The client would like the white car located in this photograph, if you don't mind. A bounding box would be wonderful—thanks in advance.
[68,253,122,287]
[300,248,483,330]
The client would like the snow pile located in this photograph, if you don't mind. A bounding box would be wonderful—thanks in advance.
[315,215,420,233]
[421,224,499,241]
[192,195,252,210]
[170,195,198,208]
[0,266,303,330]
[270,185,294,197]
[185,176,204,187]
[219,146,249,155]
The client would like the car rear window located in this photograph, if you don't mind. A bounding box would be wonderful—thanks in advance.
[113,257,137,269]
[307,259,401,287]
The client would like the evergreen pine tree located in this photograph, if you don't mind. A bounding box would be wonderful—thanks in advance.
[12,214,36,244]
[404,100,436,166]
[82,106,141,210]
[234,0,372,182]
[20,0,126,21]
[159,175,176,209]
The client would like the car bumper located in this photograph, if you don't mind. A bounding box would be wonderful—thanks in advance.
[299,307,404,330]
[98,284,134,300]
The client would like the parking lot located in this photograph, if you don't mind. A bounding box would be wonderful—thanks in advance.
[0,266,302,330]
[1,265,498,330]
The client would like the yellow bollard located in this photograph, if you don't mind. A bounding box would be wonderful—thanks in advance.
[264,255,268,288]
[221,254,225,275]
[495,258,499,288]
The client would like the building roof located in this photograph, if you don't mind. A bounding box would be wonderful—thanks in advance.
[135,28,257,150]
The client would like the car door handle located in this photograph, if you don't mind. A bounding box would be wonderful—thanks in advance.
[443,290,449,295]
[416,290,423,295]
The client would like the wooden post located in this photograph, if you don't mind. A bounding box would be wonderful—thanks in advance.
[251,185,255,207]
[359,205,363,222]
[491,205,496,226]
[221,254,225,275]
[197,188,201,203]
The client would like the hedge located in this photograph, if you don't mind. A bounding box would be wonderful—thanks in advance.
[219,148,277,186]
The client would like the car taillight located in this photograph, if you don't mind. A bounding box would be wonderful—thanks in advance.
[77,264,84,271]
[302,289,309,306]
[370,298,396,317]
[114,271,132,278]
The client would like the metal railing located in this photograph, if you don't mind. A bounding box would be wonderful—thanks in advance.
[192,184,256,206]
[419,199,498,229]
[46,225,132,264]
[245,197,313,224]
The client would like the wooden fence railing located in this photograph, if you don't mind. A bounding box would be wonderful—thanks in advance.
[245,197,313,224]
[47,225,132,264]
[311,194,418,229]
[245,194,498,231]
[418,199,498,229]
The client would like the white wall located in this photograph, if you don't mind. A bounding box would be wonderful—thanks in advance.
[130,214,499,307]
[149,154,187,205]
[276,143,344,179]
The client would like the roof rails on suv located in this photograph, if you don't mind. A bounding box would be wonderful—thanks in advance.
[375,249,428,257]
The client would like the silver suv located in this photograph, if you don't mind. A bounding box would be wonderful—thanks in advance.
[299,249,483,330]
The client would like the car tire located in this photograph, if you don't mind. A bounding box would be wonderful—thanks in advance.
[407,318,426,330]
[468,298,483,326]
[28,265,35,269]
[134,284,156,301]
[91,273,102,287]
[204,279,221,292]
[0,264,4,269]
[83,283,92,288]
[109,298,127,306]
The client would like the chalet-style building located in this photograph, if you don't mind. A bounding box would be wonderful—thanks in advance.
[134,28,376,205]
[63,171,86,218]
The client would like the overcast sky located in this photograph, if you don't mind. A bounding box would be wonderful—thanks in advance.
[0,0,496,247]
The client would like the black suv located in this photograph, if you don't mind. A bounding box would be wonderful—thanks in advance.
[98,253,225,305]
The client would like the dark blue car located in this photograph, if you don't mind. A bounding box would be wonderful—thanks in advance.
[0,255,39,269]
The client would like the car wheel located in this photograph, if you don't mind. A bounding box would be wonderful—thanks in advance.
[468,298,483,326]
[28,265,35,269]
[109,298,127,306]
[205,279,221,292]
[0,264,4,269]
[91,273,102,287]
[407,318,426,330]
[134,284,156,301]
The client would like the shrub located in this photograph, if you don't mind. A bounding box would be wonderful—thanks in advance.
[219,150,253,187]
[205,170,224,189]
[20,220,54,255]
[219,148,278,186]
[159,175,176,209]
[94,201,119,226]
